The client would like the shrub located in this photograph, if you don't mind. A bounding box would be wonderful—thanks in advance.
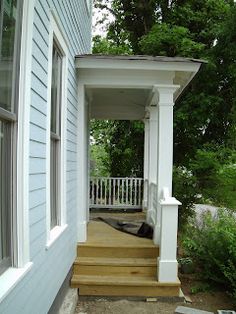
[216,164,236,209]
[189,146,236,209]
[173,166,199,227]
[182,209,236,300]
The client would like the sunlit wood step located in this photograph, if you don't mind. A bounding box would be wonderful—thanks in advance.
[71,275,180,297]
[74,257,157,277]
[77,244,159,258]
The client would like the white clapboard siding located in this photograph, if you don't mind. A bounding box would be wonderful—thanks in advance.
[0,1,91,313]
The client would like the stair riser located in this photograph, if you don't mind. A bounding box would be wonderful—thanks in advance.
[75,284,180,297]
[78,246,159,258]
[74,265,156,277]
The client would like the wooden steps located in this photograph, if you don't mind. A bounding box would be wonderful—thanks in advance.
[71,275,180,297]
[71,221,180,297]
[78,244,159,258]
[74,257,157,277]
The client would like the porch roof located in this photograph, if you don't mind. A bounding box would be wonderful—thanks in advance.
[75,54,205,120]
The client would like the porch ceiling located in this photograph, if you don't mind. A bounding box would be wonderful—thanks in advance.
[87,87,150,120]
[76,54,205,121]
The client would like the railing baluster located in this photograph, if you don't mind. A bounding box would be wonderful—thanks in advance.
[121,179,124,205]
[113,178,116,205]
[96,178,99,205]
[104,178,107,206]
[109,178,111,205]
[134,178,137,206]
[99,178,101,205]
[92,178,94,205]
[126,177,128,205]
[117,178,120,204]
[138,179,142,206]
[130,178,132,205]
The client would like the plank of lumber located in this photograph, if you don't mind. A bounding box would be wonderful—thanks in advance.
[72,275,180,287]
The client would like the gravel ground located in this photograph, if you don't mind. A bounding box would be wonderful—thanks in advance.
[75,287,235,314]
[76,298,184,314]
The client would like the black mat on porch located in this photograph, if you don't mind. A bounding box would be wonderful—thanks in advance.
[96,217,153,239]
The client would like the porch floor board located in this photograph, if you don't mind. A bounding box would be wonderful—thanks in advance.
[71,216,180,297]
[82,220,155,247]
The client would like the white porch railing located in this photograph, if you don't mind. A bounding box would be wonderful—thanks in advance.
[90,177,144,209]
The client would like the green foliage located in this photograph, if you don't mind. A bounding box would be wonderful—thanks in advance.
[90,144,110,177]
[182,209,236,299]
[105,120,144,177]
[173,166,198,226]
[189,146,236,209]
[140,23,205,58]
[190,282,211,294]
[90,119,144,178]
[216,164,236,209]
[92,35,131,55]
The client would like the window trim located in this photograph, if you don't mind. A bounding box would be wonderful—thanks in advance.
[50,42,62,230]
[46,11,68,247]
[0,0,35,301]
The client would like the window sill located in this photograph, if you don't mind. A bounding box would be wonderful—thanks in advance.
[46,224,68,250]
[0,262,33,303]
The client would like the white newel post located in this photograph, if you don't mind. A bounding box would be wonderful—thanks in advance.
[146,106,158,225]
[158,193,181,282]
[77,83,88,242]
[143,118,150,210]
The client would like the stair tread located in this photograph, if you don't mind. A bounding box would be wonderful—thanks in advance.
[75,257,157,266]
[78,242,157,248]
[71,274,180,287]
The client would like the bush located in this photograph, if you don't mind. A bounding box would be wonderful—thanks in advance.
[189,147,236,209]
[182,209,236,300]
[173,166,199,227]
[216,164,236,209]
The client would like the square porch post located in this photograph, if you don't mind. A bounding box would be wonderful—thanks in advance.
[154,85,181,282]
[146,106,158,225]
[142,118,150,210]
[152,85,179,244]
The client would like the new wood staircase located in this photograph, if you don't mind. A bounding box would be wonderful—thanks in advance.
[71,220,180,297]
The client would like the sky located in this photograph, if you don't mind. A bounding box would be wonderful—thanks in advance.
[92,2,114,37]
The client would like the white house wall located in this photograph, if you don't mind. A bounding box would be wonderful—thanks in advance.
[0,1,91,313]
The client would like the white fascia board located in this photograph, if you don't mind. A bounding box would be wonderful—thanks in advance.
[75,58,201,73]
[174,66,201,101]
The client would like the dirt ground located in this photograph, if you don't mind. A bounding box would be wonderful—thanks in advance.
[75,277,235,314]
[75,211,235,314]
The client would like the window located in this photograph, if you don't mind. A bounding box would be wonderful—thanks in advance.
[0,0,22,274]
[50,42,62,229]
[46,13,68,247]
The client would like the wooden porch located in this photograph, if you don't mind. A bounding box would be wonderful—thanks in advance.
[71,213,180,297]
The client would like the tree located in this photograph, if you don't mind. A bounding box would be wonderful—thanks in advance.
[92,0,236,215]
[94,0,235,165]
[90,119,144,177]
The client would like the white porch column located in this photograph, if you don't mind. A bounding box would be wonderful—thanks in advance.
[146,106,158,224]
[142,118,150,210]
[77,83,88,242]
[153,85,179,245]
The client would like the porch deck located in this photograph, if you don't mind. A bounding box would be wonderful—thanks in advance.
[71,213,181,297]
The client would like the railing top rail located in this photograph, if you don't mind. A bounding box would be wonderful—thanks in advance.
[90,176,144,180]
